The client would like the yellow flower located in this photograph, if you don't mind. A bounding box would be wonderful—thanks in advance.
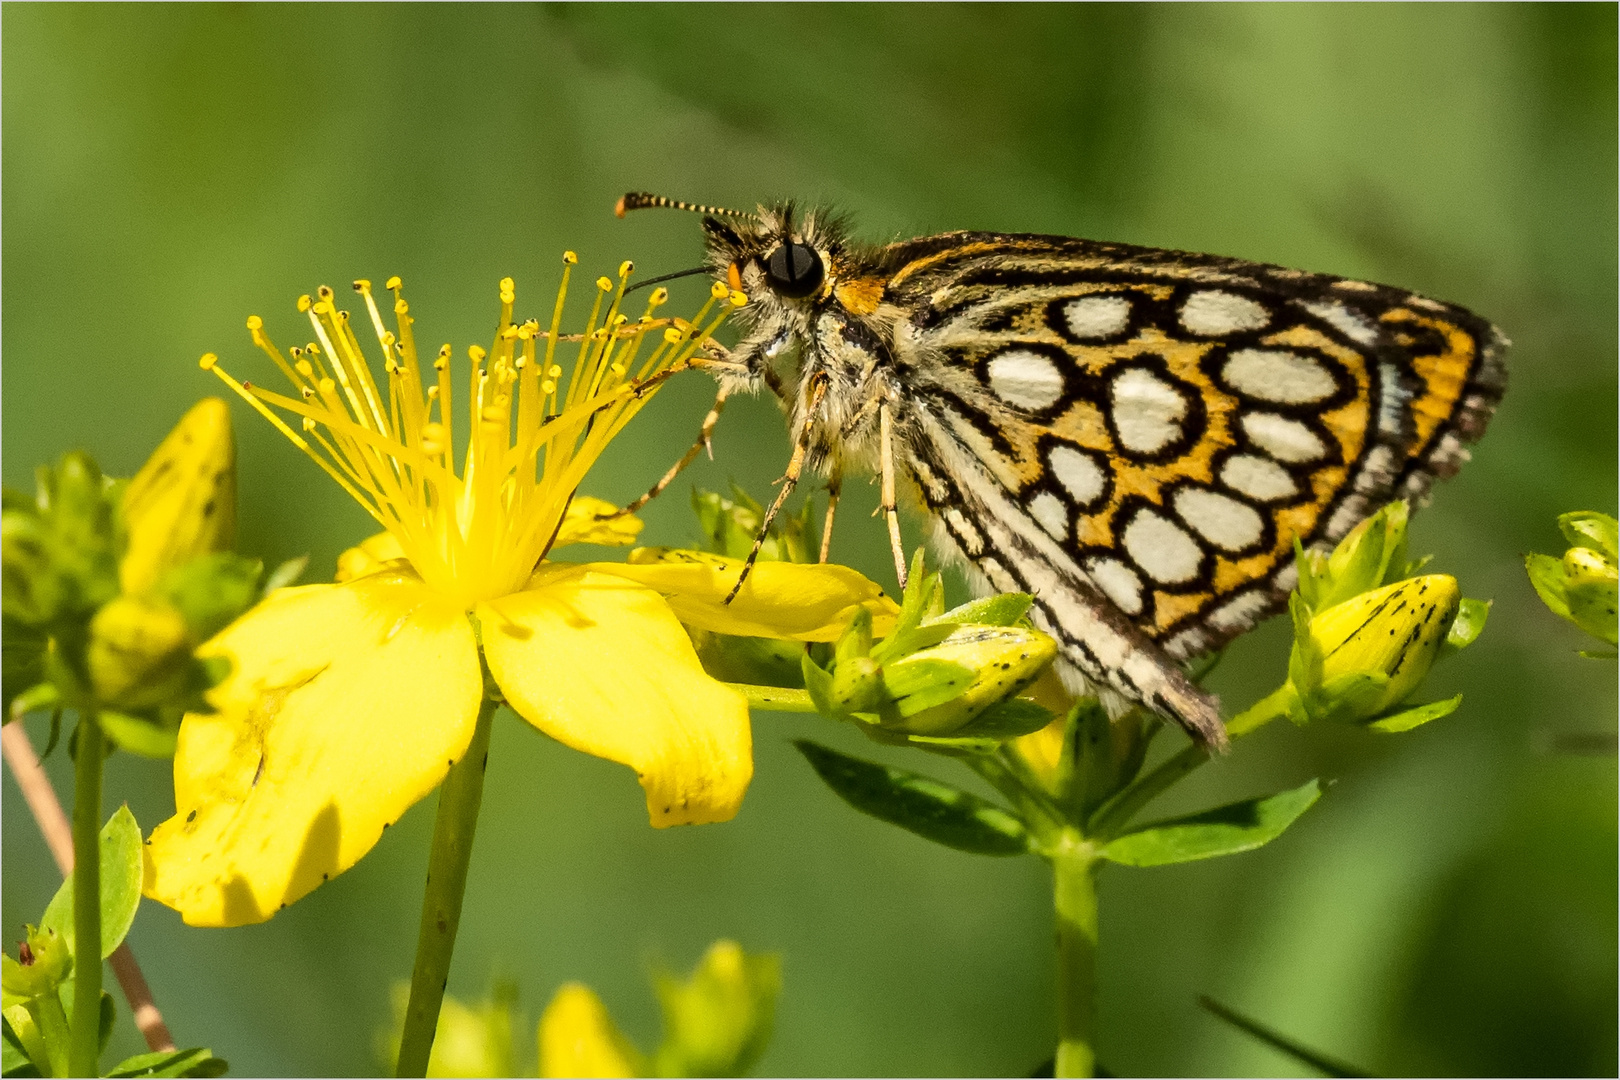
[144,264,892,927]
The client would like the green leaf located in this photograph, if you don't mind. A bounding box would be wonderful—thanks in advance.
[106,1047,229,1078]
[1524,553,1570,619]
[929,593,1033,628]
[1,1013,39,1079]
[1367,694,1462,733]
[39,805,143,961]
[2,1008,45,1079]
[1443,597,1491,653]
[793,740,1029,855]
[1099,779,1321,867]
[97,711,179,759]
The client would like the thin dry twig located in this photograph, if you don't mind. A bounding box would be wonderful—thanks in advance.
[1,720,176,1053]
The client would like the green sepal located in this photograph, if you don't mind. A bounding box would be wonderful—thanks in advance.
[694,632,806,689]
[39,805,143,962]
[793,739,1030,855]
[1099,778,1321,867]
[1524,552,1570,619]
[946,697,1054,740]
[97,711,180,759]
[105,1047,229,1078]
[260,554,308,596]
[880,658,975,716]
[800,653,837,717]
[829,656,889,715]
[1442,597,1491,654]
[834,606,873,665]
[1367,694,1462,733]
[929,593,1033,628]
[1069,698,1118,819]
[159,552,261,643]
[1558,511,1619,559]
[1,617,48,720]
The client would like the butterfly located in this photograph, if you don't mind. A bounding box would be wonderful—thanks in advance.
[616,193,1507,749]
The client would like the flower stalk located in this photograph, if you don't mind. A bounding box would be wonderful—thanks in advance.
[396,692,499,1078]
[68,714,103,1078]
[1052,833,1099,1080]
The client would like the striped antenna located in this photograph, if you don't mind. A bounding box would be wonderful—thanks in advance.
[615,192,758,221]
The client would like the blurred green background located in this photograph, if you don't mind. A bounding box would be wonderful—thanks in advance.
[4,4,1615,1076]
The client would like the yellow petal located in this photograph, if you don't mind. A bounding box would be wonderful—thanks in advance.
[553,495,644,549]
[335,531,406,582]
[538,983,637,1079]
[607,549,898,641]
[144,571,481,926]
[479,564,751,827]
[120,397,235,596]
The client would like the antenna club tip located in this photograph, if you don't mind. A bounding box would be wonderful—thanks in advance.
[614,195,629,218]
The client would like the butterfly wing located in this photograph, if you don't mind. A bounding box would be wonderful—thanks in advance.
[878,232,1504,730]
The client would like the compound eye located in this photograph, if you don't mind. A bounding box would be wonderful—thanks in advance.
[763,242,824,299]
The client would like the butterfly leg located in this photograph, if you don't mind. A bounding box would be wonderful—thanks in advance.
[819,467,843,563]
[609,386,730,519]
[724,374,830,603]
[878,402,909,589]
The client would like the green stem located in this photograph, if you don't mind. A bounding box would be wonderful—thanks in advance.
[68,714,103,1078]
[1086,684,1295,839]
[396,695,498,1078]
[24,988,71,1078]
[725,682,818,712]
[1052,834,1099,1078]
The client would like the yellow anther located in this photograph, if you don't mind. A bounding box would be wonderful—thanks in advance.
[500,325,518,340]
[298,295,312,312]
[563,251,578,265]
[663,328,682,343]
[469,344,487,362]
[318,286,334,301]
[319,378,335,394]
[591,328,608,341]
[596,276,613,292]
[395,299,409,315]
[295,359,314,378]
[613,314,627,326]
[609,363,626,376]
[337,310,350,322]
[517,325,534,340]
[247,315,264,330]
[353,279,371,292]
[313,301,333,315]
[618,260,634,278]
[386,276,402,290]
[427,386,440,399]
[710,280,729,299]
[381,330,396,346]
[650,288,669,306]
[307,342,321,356]
[500,276,515,292]
[729,290,748,307]
[303,417,317,431]
[199,353,218,370]
[548,365,563,378]
[301,386,315,399]
[541,380,556,394]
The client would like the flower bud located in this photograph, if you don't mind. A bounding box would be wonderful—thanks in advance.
[1561,544,1618,646]
[651,940,780,1079]
[1303,574,1460,723]
[1,926,71,1004]
[87,595,192,709]
[883,624,1056,736]
[538,984,638,1079]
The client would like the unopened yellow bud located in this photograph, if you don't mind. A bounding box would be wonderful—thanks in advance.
[1308,574,1459,720]
[538,984,637,1079]
[88,595,192,707]
[887,624,1056,735]
[120,398,236,596]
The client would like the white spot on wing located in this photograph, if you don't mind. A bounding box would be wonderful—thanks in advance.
[1243,412,1327,463]
[1085,557,1143,615]
[1029,491,1069,540]
[1111,368,1187,455]
[1123,508,1203,584]
[988,349,1066,411]
[1063,295,1131,339]
[1180,290,1270,335]
[1222,349,1337,404]
[1298,298,1377,345]
[1221,454,1297,502]
[1173,487,1265,552]
[1048,445,1107,506]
